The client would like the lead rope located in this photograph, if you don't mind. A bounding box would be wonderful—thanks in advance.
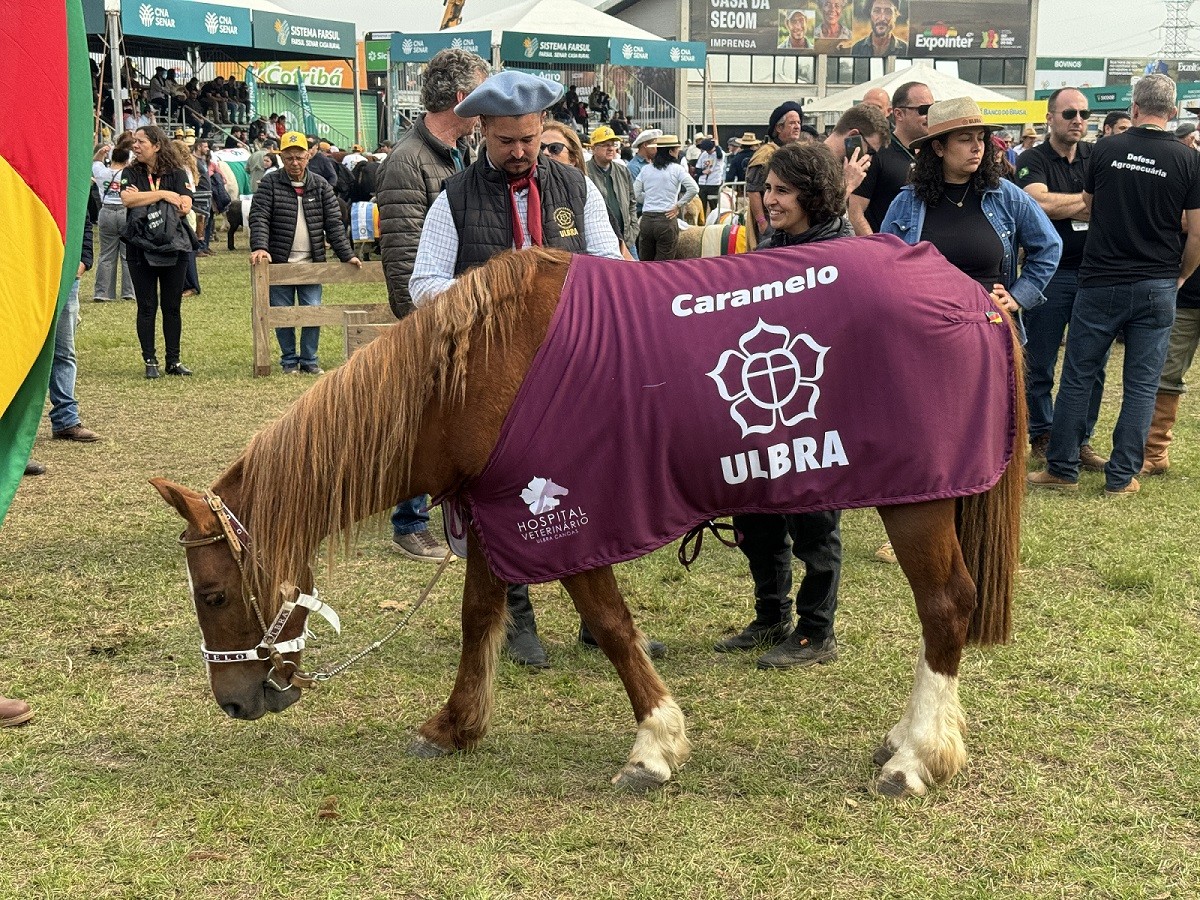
[289,549,456,688]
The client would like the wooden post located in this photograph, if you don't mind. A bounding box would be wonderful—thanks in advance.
[251,259,273,377]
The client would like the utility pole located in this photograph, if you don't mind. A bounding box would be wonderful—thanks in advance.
[1159,0,1196,57]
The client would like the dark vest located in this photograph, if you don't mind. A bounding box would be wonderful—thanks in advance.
[445,155,588,275]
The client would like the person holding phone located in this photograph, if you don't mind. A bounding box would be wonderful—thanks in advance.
[818,103,890,196]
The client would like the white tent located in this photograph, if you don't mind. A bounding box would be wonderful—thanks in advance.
[443,0,667,43]
[804,62,1015,115]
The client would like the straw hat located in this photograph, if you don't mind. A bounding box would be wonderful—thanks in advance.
[1020,123,1038,139]
[736,131,762,146]
[911,97,991,149]
[656,134,681,148]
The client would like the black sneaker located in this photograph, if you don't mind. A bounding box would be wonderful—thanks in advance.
[165,362,193,376]
[756,633,838,669]
[713,620,794,652]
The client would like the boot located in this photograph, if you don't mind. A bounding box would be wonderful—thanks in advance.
[144,357,160,379]
[503,584,548,669]
[1141,392,1180,476]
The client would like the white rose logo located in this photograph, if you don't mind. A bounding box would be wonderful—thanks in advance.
[138,3,154,27]
[707,319,829,438]
[521,477,569,515]
[204,11,219,33]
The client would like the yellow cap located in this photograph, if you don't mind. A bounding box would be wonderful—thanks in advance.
[588,125,620,146]
[279,131,308,151]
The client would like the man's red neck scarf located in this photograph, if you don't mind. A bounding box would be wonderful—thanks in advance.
[507,162,543,248]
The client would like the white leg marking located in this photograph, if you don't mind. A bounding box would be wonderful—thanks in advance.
[614,699,691,786]
[880,641,967,793]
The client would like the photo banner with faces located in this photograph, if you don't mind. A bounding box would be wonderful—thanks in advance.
[689,0,1031,57]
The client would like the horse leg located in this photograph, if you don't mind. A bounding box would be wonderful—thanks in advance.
[408,532,506,758]
[562,567,690,792]
[873,500,975,798]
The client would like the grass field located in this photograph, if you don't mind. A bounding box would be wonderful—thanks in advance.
[2,235,1199,899]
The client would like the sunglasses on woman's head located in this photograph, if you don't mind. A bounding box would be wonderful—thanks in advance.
[541,142,567,155]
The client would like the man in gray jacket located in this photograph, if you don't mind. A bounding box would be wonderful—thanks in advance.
[584,124,637,255]
[375,48,488,562]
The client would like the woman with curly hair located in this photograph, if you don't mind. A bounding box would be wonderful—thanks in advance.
[120,124,196,377]
[714,141,850,670]
[881,97,1060,326]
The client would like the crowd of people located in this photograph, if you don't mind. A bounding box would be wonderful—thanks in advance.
[7,57,1199,724]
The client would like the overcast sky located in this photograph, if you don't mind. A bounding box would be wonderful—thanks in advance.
[274,0,1176,58]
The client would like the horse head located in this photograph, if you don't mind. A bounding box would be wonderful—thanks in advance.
[151,477,308,720]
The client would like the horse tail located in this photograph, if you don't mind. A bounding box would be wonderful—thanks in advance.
[957,312,1027,646]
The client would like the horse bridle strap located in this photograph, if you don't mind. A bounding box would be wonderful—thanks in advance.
[200,590,341,663]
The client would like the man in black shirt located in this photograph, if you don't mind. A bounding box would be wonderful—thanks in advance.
[1016,87,1106,472]
[1032,75,1200,496]
[849,80,931,234]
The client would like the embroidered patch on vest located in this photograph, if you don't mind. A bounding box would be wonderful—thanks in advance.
[553,207,578,237]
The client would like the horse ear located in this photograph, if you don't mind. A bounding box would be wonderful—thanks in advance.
[149,477,208,524]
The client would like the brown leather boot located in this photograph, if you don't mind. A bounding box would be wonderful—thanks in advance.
[1141,392,1180,476]
[0,695,33,727]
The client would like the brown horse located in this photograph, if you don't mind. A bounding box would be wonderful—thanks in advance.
[152,245,1025,798]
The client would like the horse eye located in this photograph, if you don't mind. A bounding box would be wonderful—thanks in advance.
[200,591,227,608]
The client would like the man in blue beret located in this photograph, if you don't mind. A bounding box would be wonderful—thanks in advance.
[410,70,659,669]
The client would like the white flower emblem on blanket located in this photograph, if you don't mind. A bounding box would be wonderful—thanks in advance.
[707,319,829,438]
[521,477,569,514]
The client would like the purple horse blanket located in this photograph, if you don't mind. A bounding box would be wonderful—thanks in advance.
[446,234,1017,584]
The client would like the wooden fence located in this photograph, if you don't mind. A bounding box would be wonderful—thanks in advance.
[250,259,396,376]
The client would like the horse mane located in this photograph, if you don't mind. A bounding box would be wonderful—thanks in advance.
[234,246,569,614]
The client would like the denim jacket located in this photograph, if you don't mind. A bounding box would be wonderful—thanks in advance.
[881,179,1062,340]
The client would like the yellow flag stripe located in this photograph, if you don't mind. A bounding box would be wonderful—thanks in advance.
[0,154,65,415]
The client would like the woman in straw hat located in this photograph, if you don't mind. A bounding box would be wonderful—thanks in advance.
[881,97,1060,331]
[632,134,699,260]
[874,97,1060,566]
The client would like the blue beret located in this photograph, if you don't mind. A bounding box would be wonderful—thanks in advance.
[454,70,565,118]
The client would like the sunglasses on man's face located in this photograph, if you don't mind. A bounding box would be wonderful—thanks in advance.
[541,142,567,155]
[898,104,931,116]
[1059,108,1091,120]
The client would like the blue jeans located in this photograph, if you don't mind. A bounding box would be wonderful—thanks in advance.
[391,495,430,536]
[269,283,322,369]
[1047,279,1176,489]
[1023,267,1105,442]
[49,279,80,432]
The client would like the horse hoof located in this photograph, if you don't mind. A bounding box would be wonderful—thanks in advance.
[874,769,927,799]
[872,744,895,767]
[611,762,669,793]
[407,735,452,759]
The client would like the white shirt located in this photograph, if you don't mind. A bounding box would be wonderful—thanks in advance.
[633,162,699,214]
[409,169,621,307]
[696,149,726,186]
[342,152,368,170]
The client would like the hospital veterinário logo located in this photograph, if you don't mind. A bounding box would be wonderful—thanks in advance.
[708,319,828,438]
[517,477,589,544]
[275,18,290,46]
[138,3,155,26]
[521,476,568,514]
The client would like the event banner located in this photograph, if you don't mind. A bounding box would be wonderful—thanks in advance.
[391,31,491,63]
[499,31,609,65]
[251,12,354,58]
[245,64,257,119]
[608,38,707,68]
[688,0,1031,57]
[1106,57,1200,84]
[121,0,252,47]
[1033,57,1105,92]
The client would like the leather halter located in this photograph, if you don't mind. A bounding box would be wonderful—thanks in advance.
[177,490,341,691]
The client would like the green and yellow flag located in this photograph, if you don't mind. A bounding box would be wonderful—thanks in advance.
[0,0,91,523]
